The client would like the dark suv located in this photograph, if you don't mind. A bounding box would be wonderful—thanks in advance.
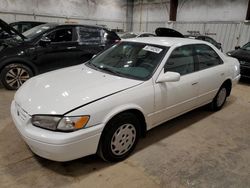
[0,19,120,89]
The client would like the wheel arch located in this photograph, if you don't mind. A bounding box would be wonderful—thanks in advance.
[0,58,38,75]
[102,105,148,137]
[222,78,232,97]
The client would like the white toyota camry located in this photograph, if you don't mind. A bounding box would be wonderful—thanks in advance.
[11,37,240,162]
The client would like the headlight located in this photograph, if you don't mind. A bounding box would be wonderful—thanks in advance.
[57,116,90,131]
[31,115,90,131]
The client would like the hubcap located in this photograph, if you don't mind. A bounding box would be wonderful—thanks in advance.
[217,88,227,107]
[5,67,30,89]
[111,124,136,156]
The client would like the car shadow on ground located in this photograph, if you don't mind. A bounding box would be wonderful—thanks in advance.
[33,95,236,177]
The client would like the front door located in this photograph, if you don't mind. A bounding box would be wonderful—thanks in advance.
[35,27,79,73]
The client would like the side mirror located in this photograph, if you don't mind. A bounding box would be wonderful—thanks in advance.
[235,46,240,50]
[156,71,180,83]
[39,37,51,47]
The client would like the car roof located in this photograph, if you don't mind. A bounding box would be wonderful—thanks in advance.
[123,37,209,47]
[10,21,46,24]
[53,23,107,29]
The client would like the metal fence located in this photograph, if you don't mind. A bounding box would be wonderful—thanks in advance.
[172,21,250,52]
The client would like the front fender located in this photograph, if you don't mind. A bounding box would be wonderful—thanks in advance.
[102,103,147,125]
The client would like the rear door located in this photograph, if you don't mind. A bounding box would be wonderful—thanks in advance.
[194,44,226,105]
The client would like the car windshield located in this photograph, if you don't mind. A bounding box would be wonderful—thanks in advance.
[241,42,250,50]
[87,42,169,80]
[15,24,56,41]
[120,33,138,39]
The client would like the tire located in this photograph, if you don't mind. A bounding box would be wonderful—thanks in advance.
[98,112,141,162]
[210,85,228,111]
[0,63,33,90]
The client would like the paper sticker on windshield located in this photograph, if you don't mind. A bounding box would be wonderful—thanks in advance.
[143,45,163,54]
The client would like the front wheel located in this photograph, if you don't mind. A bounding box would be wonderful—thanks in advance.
[98,112,140,162]
[210,86,228,111]
[0,63,33,90]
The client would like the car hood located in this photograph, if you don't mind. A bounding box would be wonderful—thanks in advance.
[14,64,143,115]
[0,19,26,40]
[229,49,250,61]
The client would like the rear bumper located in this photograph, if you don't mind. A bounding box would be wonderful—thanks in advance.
[11,101,104,161]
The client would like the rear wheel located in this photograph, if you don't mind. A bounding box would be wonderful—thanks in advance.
[0,63,33,90]
[98,112,140,162]
[210,85,227,111]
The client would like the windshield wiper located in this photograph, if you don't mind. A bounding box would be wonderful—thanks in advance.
[99,67,122,76]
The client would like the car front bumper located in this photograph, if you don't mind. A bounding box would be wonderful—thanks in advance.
[11,101,104,162]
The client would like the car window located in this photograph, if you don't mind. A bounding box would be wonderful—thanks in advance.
[194,44,222,70]
[47,28,73,43]
[78,26,101,44]
[164,45,195,75]
[17,24,56,41]
[12,24,18,31]
[205,37,216,46]
[21,23,32,33]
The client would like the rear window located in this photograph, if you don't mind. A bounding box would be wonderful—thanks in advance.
[78,26,101,44]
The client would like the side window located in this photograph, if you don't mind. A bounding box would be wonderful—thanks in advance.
[164,45,195,75]
[79,27,101,44]
[47,28,73,43]
[194,44,222,70]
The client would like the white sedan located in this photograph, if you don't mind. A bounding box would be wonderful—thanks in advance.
[11,37,240,162]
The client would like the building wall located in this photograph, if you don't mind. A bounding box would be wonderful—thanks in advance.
[177,0,249,22]
[132,0,170,32]
[0,0,128,30]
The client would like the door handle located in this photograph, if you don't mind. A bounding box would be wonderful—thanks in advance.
[192,82,198,85]
[220,73,225,76]
[67,46,76,49]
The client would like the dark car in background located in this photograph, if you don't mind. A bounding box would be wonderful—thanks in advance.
[0,19,120,90]
[227,42,250,79]
[185,35,222,51]
[120,32,156,39]
[0,21,45,40]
